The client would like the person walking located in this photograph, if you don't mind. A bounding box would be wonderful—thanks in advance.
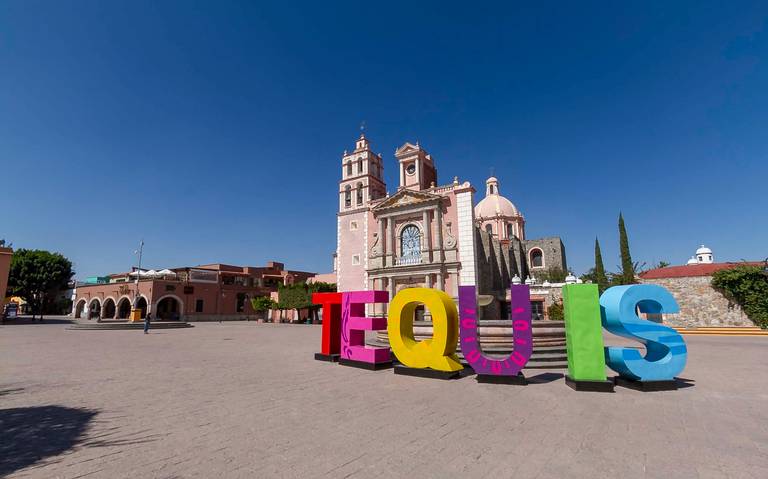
[144,312,152,334]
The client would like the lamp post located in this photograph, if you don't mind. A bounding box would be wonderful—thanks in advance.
[131,240,144,321]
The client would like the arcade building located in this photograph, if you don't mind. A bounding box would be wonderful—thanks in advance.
[72,262,315,321]
[335,133,567,320]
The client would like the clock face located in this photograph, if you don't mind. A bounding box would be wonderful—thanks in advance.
[401,225,421,257]
[406,163,416,175]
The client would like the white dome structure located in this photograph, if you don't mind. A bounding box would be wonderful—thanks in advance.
[475,177,520,217]
[687,256,699,265]
[474,177,526,241]
[695,245,714,264]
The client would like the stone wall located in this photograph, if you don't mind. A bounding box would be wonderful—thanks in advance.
[638,276,754,327]
[523,237,567,273]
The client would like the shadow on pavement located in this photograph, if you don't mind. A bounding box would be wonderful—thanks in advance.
[0,387,25,397]
[676,377,696,389]
[527,372,565,384]
[0,405,97,476]
[1,317,74,325]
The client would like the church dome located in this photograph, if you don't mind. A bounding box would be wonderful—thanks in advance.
[687,256,699,265]
[474,177,520,218]
[696,245,712,255]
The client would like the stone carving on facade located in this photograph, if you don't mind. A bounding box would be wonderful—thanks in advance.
[370,232,381,255]
[444,221,457,249]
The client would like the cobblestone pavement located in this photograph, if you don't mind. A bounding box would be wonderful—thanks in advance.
[1,319,767,478]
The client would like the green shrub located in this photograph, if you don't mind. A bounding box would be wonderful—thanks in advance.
[711,265,768,328]
[547,301,564,321]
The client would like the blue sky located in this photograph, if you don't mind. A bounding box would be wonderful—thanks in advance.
[2,1,766,278]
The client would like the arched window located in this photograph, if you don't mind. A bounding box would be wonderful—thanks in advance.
[344,185,351,208]
[401,225,421,259]
[346,162,352,176]
[358,159,363,173]
[356,183,363,205]
[485,224,493,235]
[530,248,544,268]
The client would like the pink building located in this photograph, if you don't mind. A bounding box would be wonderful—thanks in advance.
[72,262,315,321]
[335,133,567,320]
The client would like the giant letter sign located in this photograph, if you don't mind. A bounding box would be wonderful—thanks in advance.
[339,291,391,369]
[311,292,343,361]
[388,288,463,373]
[600,284,687,383]
[459,284,532,382]
[563,284,614,392]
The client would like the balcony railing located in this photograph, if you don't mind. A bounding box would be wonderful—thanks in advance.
[395,255,422,266]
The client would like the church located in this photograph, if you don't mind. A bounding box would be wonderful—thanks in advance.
[335,133,567,320]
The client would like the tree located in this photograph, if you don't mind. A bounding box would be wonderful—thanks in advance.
[593,238,609,293]
[250,296,276,321]
[275,282,335,323]
[617,213,636,285]
[7,249,73,320]
[711,265,768,328]
[535,267,567,283]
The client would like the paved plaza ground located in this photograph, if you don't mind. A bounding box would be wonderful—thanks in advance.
[1,318,767,478]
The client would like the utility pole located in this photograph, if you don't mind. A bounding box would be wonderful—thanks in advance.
[131,240,145,320]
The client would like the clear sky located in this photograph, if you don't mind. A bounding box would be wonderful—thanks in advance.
[2,1,767,279]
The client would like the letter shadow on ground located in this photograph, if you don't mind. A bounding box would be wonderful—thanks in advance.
[526,372,565,384]
[0,405,97,476]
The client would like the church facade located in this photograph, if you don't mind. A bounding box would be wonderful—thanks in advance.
[335,133,566,319]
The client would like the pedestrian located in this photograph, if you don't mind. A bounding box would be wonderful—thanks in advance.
[144,312,152,334]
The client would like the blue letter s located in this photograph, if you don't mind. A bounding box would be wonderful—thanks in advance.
[600,285,687,381]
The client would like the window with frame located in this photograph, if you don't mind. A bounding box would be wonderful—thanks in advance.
[531,301,545,320]
[352,255,360,265]
[349,221,358,231]
[358,158,363,173]
[345,185,351,208]
[195,299,204,313]
[356,183,363,205]
[346,162,352,176]
[530,249,544,268]
[400,224,421,259]
[507,223,514,239]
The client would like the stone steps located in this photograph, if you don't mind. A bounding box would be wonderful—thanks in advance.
[371,319,568,369]
[68,321,194,330]
[673,326,767,336]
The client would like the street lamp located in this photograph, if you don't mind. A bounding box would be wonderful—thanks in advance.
[131,240,144,320]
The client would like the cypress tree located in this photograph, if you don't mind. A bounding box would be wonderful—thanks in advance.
[594,238,609,292]
[618,212,635,284]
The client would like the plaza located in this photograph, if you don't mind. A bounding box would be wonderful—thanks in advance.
[1,320,766,478]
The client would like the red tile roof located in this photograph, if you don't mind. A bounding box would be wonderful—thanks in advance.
[640,262,764,279]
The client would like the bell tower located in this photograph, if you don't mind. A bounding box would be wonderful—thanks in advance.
[336,132,386,292]
[395,142,437,191]
[338,133,386,211]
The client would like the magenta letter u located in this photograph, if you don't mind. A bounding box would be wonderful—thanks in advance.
[458,284,533,375]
